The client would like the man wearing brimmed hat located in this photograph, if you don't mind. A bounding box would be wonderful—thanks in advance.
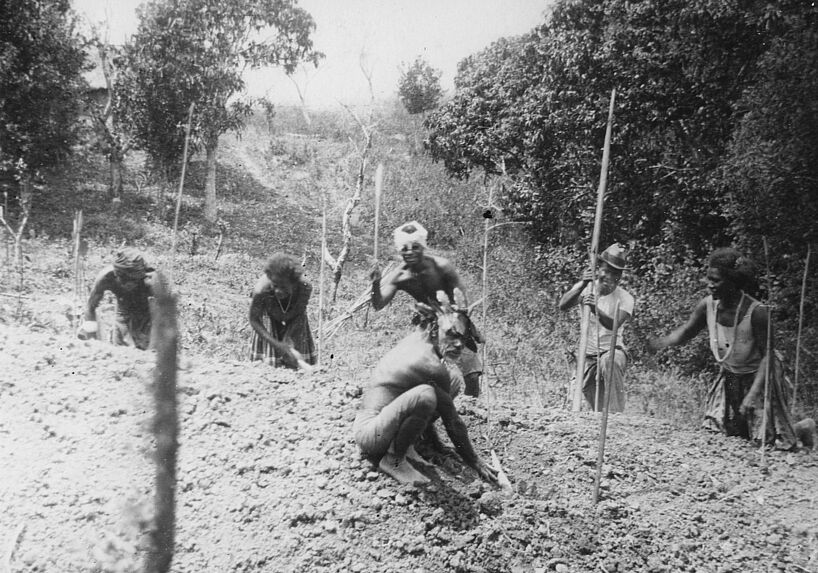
[371,220,484,398]
[559,243,635,412]
[77,247,163,350]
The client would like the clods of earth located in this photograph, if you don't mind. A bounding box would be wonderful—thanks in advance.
[1,325,816,573]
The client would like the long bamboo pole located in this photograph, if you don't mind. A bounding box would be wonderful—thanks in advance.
[573,88,616,412]
[318,191,327,366]
[373,163,384,262]
[593,300,620,503]
[168,102,195,285]
[792,244,810,413]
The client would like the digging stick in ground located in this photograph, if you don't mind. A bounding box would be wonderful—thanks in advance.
[593,300,620,504]
[573,88,616,412]
[490,449,512,490]
[792,244,810,414]
[168,102,195,285]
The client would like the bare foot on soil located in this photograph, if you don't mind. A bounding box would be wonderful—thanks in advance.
[379,453,430,485]
[405,445,435,468]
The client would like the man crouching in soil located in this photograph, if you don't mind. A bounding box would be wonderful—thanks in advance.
[353,300,498,486]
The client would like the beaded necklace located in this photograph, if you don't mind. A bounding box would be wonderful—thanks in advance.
[712,291,746,364]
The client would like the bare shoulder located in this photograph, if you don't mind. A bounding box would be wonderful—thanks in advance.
[376,333,442,379]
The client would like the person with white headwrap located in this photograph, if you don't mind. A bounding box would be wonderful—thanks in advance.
[370,221,484,398]
[78,247,164,350]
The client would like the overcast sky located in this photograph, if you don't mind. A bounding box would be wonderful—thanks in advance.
[72,0,550,107]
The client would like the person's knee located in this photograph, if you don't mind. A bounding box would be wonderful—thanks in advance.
[464,373,481,397]
[411,385,437,418]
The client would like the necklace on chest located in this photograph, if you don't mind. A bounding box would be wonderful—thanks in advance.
[275,294,292,325]
[713,292,746,363]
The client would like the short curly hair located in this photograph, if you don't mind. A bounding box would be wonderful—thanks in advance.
[708,247,756,291]
[263,252,302,285]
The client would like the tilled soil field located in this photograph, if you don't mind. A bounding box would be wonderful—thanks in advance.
[1,324,817,573]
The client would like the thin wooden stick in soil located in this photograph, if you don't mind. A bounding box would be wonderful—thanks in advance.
[792,244,810,414]
[760,237,773,469]
[318,191,327,365]
[593,300,620,504]
[168,102,195,285]
[373,162,384,261]
[573,88,616,412]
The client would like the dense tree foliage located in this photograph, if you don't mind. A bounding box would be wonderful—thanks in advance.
[0,0,86,177]
[397,56,443,116]
[721,10,818,294]
[423,0,818,384]
[117,0,320,219]
[425,0,818,328]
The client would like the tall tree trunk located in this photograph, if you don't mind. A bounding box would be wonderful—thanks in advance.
[204,140,218,222]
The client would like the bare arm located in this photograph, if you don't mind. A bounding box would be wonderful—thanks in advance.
[647,298,708,352]
[370,265,405,310]
[433,385,497,484]
[740,306,774,414]
[83,267,115,321]
[438,259,468,307]
[558,268,595,311]
[750,303,772,356]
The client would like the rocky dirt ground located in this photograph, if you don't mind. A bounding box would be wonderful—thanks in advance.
[1,322,817,573]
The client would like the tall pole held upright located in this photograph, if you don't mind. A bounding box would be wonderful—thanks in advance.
[573,88,616,412]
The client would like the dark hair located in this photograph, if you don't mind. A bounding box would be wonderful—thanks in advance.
[708,247,756,291]
[263,252,302,285]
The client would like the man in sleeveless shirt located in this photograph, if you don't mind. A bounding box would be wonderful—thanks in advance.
[647,248,810,449]
[370,221,484,398]
[559,243,635,412]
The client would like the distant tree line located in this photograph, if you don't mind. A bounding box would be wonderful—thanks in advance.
[0,0,320,220]
[425,0,817,326]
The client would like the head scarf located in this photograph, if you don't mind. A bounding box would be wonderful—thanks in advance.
[113,248,148,280]
[393,221,428,251]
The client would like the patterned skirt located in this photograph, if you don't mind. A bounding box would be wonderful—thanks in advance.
[703,354,796,449]
[249,311,317,368]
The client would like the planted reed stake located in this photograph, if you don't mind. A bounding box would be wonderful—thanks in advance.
[318,191,327,366]
[144,274,178,573]
[373,163,384,261]
[574,88,616,412]
[593,300,620,504]
[168,102,195,285]
[480,180,493,396]
[72,210,85,323]
[760,237,773,468]
[792,244,810,414]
